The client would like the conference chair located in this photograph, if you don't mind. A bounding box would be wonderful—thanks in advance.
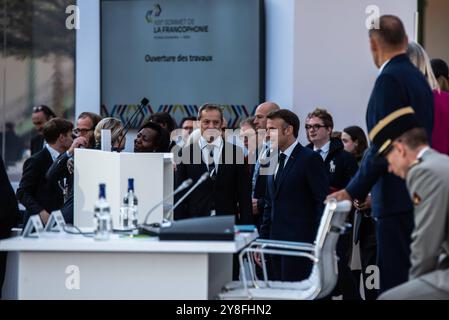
[218,199,352,300]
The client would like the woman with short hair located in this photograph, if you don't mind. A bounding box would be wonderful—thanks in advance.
[94,117,126,151]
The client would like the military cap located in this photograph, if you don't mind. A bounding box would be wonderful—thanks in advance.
[368,107,423,156]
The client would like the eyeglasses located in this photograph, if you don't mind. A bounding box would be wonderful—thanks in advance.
[73,128,93,135]
[305,124,328,131]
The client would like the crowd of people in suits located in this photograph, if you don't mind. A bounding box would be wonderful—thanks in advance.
[2,14,449,300]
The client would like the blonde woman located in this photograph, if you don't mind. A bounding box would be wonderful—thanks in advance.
[94,117,126,151]
[407,42,449,155]
[431,58,449,93]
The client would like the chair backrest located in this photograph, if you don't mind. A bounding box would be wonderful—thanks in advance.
[309,199,352,299]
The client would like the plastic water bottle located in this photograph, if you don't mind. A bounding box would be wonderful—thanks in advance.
[120,178,138,230]
[94,183,112,240]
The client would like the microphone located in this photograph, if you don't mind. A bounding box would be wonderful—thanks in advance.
[116,97,150,151]
[138,173,209,236]
[142,178,193,225]
[165,172,210,221]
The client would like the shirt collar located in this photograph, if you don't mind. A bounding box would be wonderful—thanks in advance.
[379,59,391,74]
[281,140,299,158]
[314,140,330,153]
[199,135,223,149]
[45,144,60,161]
[416,146,430,160]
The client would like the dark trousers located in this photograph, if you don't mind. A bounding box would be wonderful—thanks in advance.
[332,233,361,300]
[376,212,414,294]
[355,215,378,300]
[270,254,312,281]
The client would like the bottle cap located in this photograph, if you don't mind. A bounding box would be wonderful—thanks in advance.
[128,178,134,192]
[99,183,106,198]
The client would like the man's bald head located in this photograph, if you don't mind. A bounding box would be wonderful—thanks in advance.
[369,15,408,68]
[254,102,280,130]
[369,15,408,51]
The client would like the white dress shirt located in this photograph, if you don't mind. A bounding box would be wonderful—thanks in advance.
[313,140,330,161]
[45,144,60,162]
[379,59,391,75]
[199,135,223,173]
[275,140,299,176]
[416,146,431,160]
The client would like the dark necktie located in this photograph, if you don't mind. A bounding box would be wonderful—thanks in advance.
[275,153,287,185]
[207,145,216,179]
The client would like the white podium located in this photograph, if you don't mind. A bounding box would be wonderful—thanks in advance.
[74,149,173,227]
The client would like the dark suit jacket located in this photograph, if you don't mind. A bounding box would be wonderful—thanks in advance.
[0,156,19,226]
[46,152,74,223]
[307,138,358,193]
[16,148,64,222]
[174,141,252,225]
[260,143,329,242]
[30,135,45,155]
[252,147,269,216]
[346,54,434,218]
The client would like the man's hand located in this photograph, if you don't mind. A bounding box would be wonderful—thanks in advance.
[325,189,352,203]
[68,136,89,156]
[252,199,259,215]
[39,210,50,225]
[67,158,74,175]
[354,195,372,211]
[253,251,263,267]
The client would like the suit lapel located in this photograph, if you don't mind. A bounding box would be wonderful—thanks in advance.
[215,142,229,183]
[274,143,301,198]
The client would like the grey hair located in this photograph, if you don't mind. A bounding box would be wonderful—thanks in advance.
[407,41,440,91]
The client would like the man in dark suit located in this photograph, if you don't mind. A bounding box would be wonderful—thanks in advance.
[46,112,102,224]
[249,102,280,230]
[260,109,329,281]
[30,105,56,155]
[0,155,19,299]
[305,108,359,299]
[174,104,252,225]
[17,118,74,226]
[328,15,434,293]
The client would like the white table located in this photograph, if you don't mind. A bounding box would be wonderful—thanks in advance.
[0,231,257,300]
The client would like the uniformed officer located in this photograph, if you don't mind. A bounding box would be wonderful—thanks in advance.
[327,15,434,293]
[367,107,449,299]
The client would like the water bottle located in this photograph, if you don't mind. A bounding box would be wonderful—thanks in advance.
[94,183,112,240]
[120,178,139,230]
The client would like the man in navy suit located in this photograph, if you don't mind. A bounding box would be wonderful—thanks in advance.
[328,15,434,293]
[260,109,329,281]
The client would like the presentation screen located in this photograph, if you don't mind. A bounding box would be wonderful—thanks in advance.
[101,0,264,128]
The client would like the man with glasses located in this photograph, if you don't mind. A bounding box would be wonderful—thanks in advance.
[305,108,359,299]
[173,116,197,150]
[45,112,101,224]
[30,105,56,155]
